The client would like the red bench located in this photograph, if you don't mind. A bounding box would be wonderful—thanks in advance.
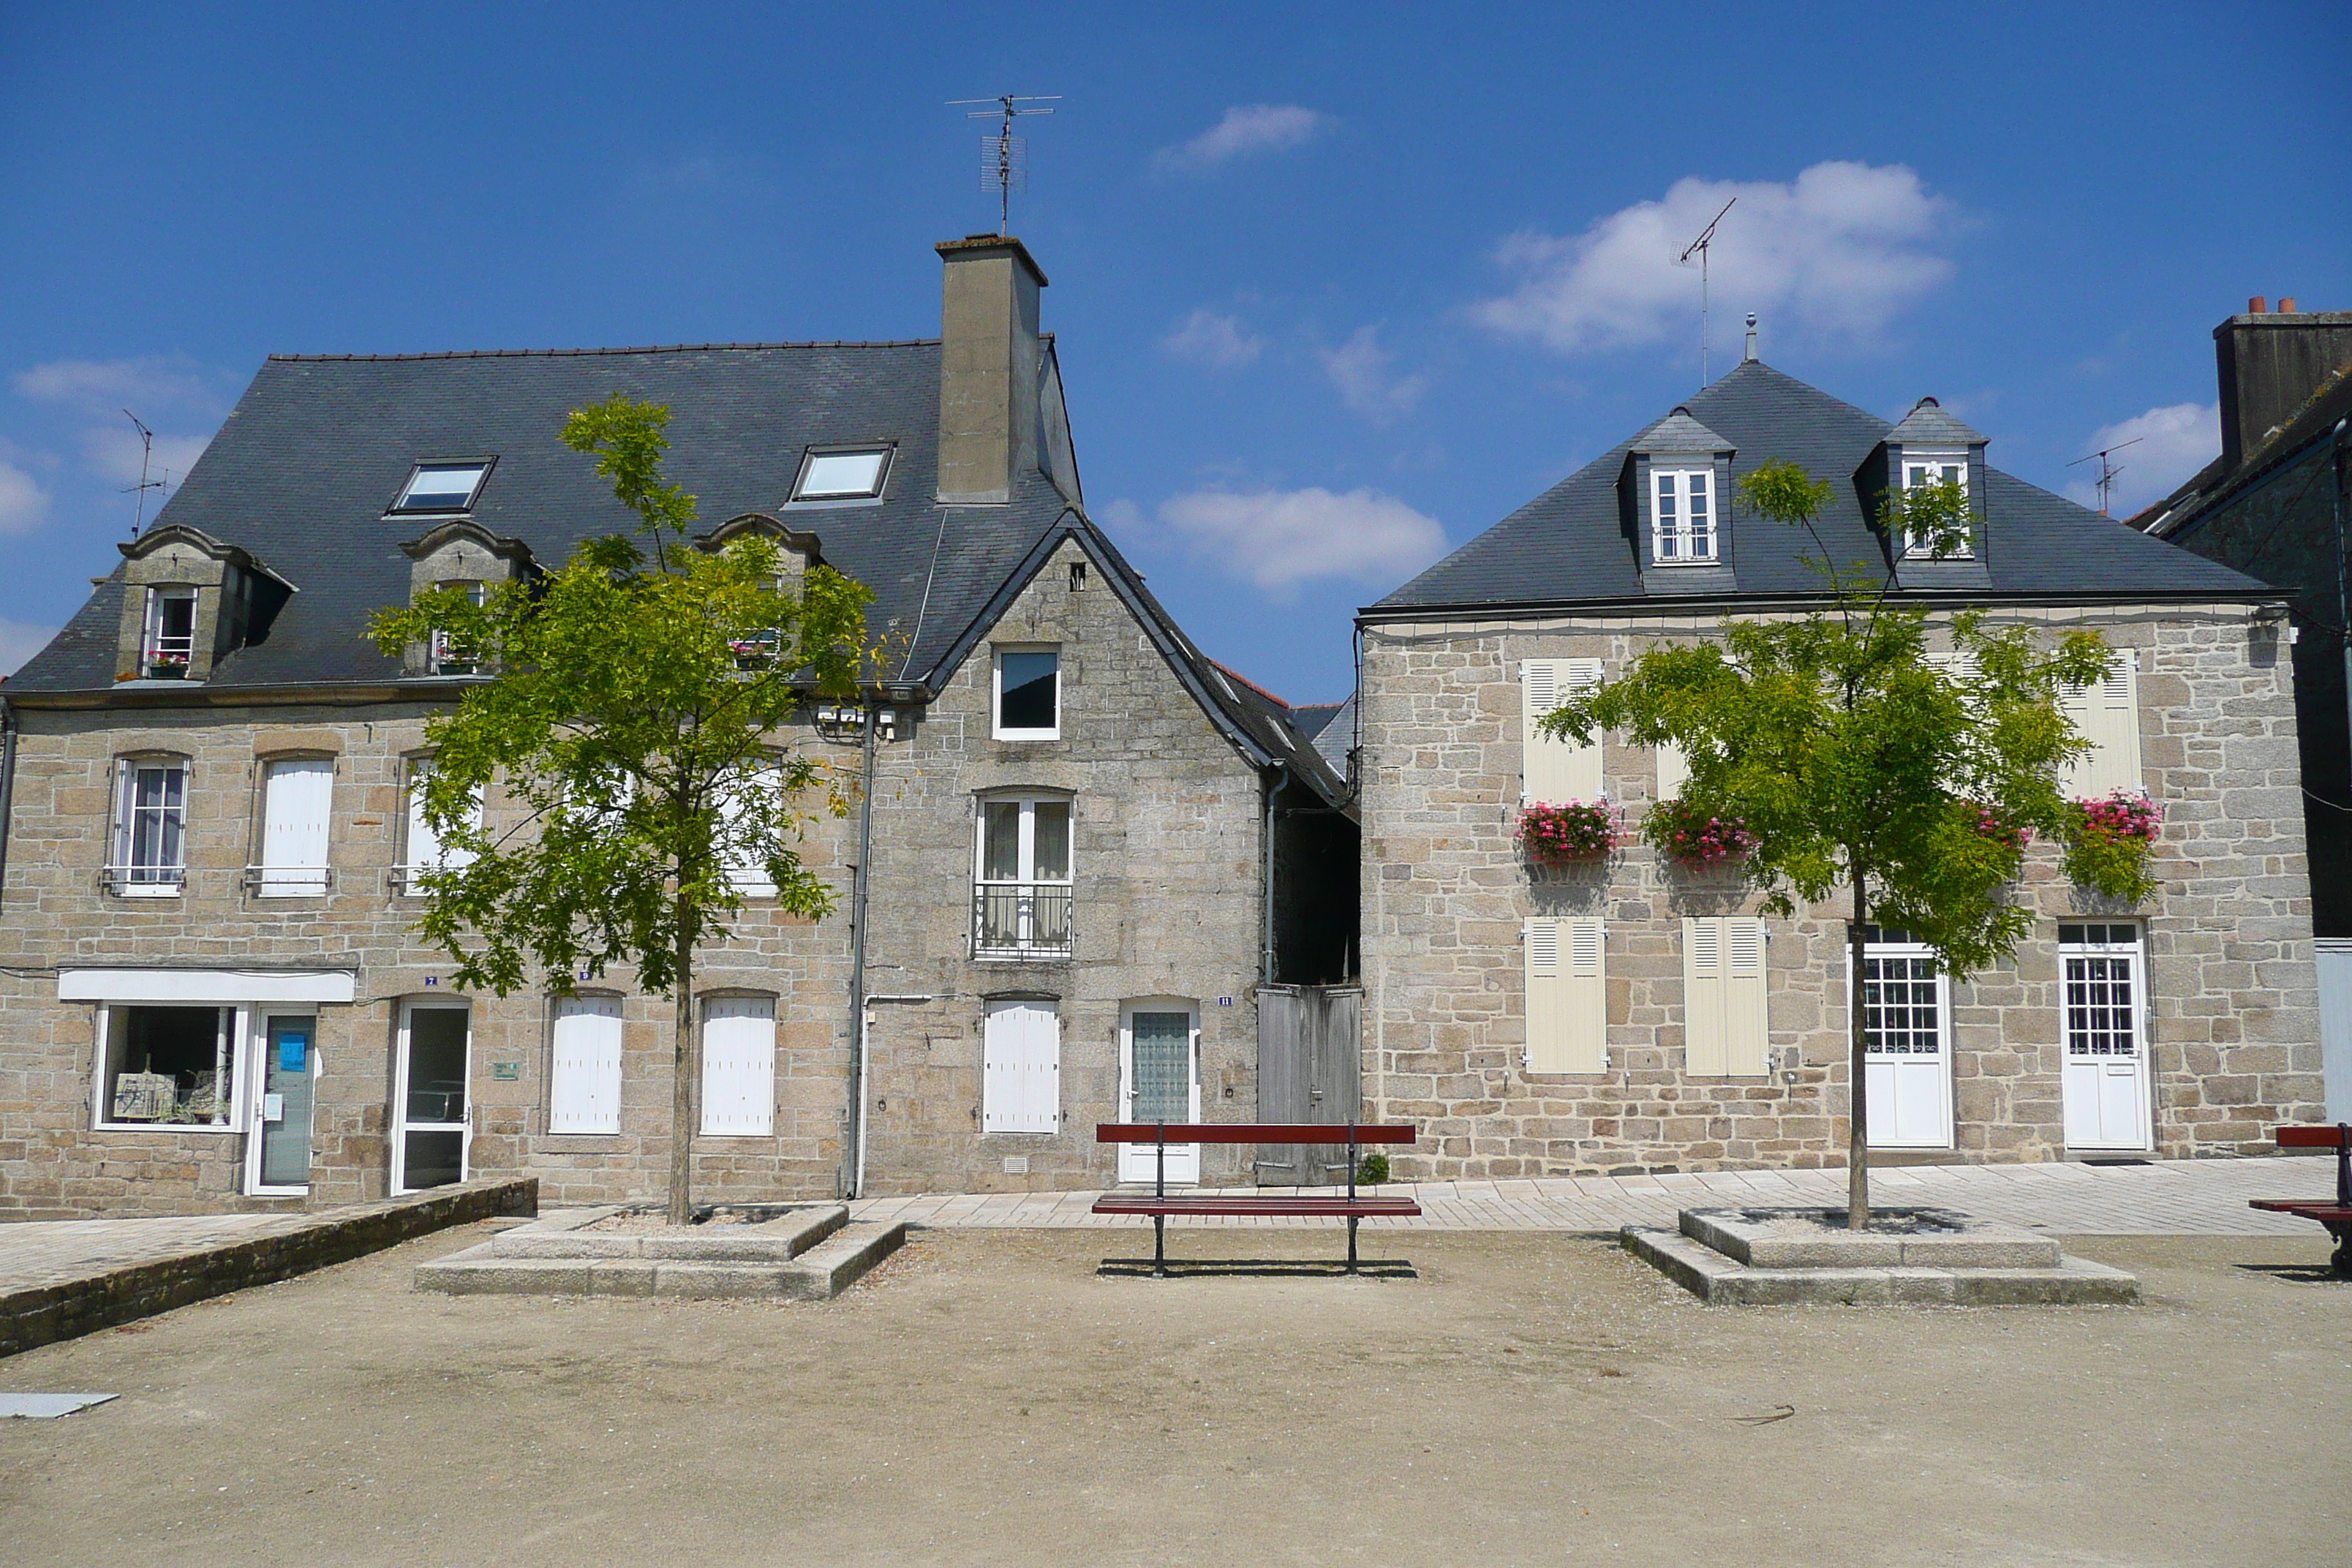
[1094,1122,1420,1275]
[2249,1122,2352,1278]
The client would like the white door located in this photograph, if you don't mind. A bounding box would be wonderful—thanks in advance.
[701,996,776,1137]
[1863,937,1953,1149]
[981,1000,1060,1134]
[2061,924,2152,1150]
[244,1012,317,1195]
[394,1003,471,1192]
[1119,1004,1200,1184]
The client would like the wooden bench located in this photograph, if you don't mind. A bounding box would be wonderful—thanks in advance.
[1094,1122,1420,1275]
[2249,1122,2352,1278]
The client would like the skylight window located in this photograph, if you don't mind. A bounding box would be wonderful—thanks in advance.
[791,447,892,502]
[392,462,491,514]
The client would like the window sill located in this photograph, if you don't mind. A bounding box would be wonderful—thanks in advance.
[973,949,1076,964]
[1646,557,1722,568]
[90,1121,238,1135]
[991,731,1062,743]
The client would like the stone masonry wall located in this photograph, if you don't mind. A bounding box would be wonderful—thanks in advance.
[1359,603,2326,1180]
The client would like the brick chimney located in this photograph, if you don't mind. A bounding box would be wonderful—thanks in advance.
[2214,301,2352,472]
[935,234,1047,505]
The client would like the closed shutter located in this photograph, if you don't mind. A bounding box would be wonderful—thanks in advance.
[1684,917,1727,1076]
[2061,652,2142,796]
[1655,742,1689,801]
[982,1000,1060,1134]
[721,761,780,897]
[1521,658,1604,804]
[549,996,623,1134]
[700,996,776,1137]
[259,758,333,894]
[404,764,480,894]
[1724,916,1769,1077]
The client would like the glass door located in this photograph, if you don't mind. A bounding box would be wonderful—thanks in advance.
[394,1003,471,1192]
[246,1013,316,1195]
[1119,1005,1200,1185]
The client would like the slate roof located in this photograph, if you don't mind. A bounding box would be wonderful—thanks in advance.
[1368,360,2272,617]
[7,339,1346,806]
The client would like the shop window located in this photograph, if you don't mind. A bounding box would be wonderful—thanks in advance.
[97,1005,234,1128]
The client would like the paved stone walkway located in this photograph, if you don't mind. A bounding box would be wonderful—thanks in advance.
[0,1211,311,1294]
[849,1156,2342,1237]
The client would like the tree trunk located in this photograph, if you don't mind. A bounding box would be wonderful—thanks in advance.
[1847,862,1872,1231]
[667,896,696,1226]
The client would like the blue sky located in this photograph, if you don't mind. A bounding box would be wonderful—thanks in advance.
[2,3,2346,701]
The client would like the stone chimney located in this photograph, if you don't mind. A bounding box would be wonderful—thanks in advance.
[935,234,1047,505]
[2214,301,2352,472]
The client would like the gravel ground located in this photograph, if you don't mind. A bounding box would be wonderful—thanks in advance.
[0,1221,2344,1566]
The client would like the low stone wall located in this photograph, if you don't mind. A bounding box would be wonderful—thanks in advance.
[0,1176,536,1357]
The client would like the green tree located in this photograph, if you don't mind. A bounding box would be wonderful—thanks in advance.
[371,394,872,1223]
[1542,461,2110,1228]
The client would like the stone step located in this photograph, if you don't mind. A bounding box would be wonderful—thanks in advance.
[1624,1225,2138,1306]
[491,1204,846,1261]
[780,1221,908,1301]
[415,1215,905,1301]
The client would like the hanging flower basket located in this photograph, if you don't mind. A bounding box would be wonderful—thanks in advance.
[2062,791,2160,902]
[1968,804,2032,853]
[1518,800,1617,864]
[1648,796,1759,870]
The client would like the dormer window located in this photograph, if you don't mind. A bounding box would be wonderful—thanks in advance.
[790,447,892,503]
[1899,453,1971,558]
[1651,468,1717,563]
[428,584,489,676]
[391,461,492,515]
[141,587,198,679]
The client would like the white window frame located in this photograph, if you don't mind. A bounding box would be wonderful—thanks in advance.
[1117,1000,1202,1183]
[720,755,784,897]
[398,757,480,896]
[252,755,335,897]
[973,792,1075,959]
[788,445,894,504]
[992,644,1062,741]
[88,1002,248,1132]
[1649,467,1718,565]
[109,758,189,897]
[2059,922,2146,1060]
[391,461,492,515]
[243,1008,322,1196]
[141,586,199,676]
[392,1000,472,1195]
[1899,452,1972,558]
[427,583,489,676]
[1863,932,1948,1059]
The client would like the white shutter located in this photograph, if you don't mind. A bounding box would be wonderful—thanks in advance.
[1522,658,1604,804]
[700,996,776,1137]
[2062,652,2142,797]
[1528,918,1606,1074]
[1724,916,1769,1077]
[1655,742,1689,801]
[1683,917,1727,1077]
[549,996,623,1134]
[404,764,479,894]
[259,758,333,895]
[983,1000,1060,1134]
[722,761,780,897]
[1525,918,1565,1073]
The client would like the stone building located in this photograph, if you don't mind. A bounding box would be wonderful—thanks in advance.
[1354,338,2326,1180]
[0,234,1354,1218]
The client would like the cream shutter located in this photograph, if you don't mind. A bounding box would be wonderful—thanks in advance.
[2061,652,2142,796]
[1521,658,1605,804]
[404,764,480,894]
[1655,743,1689,801]
[1683,917,1727,1077]
[700,995,776,1137]
[721,761,780,896]
[1526,917,1605,1074]
[549,996,623,1134]
[983,1001,1060,1134]
[258,758,333,895]
[1723,916,1769,1077]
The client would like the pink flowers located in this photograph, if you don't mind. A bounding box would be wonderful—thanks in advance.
[1970,807,2032,851]
[1518,801,1618,862]
[2076,791,2160,843]
[1651,797,1759,869]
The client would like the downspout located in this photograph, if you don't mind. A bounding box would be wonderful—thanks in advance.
[0,693,16,915]
[845,703,879,1198]
[2332,418,2350,772]
[1262,766,1280,987]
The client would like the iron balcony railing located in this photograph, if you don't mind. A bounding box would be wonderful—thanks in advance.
[242,864,334,896]
[101,863,187,894]
[972,881,1074,959]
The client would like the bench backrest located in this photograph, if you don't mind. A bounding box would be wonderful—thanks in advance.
[1096,1123,1416,1146]
[2275,1123,2351,1151]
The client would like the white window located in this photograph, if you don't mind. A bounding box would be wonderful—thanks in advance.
[548,995,624,1135]
[1525,916,1606,1074]
[399,760,481,895]
[428,583,488,675]
[720,757,784,897]
[1655,742,1689,801]
[93,1004,238,1128]
[141,587,198,678]
[791,447,892,502]
[993,647,1060,740]
[1520,658,1604,805]
[1899,453,1971,557]
[982,999,1060,1134]
[253,757,333,897]
[2059,651,2144,798]
[701,995,776,1137]
[110,759,188,897]
[1650,467,1717,563]
[1683,916,1769,1077]
[391,461,491,514]
[975,794,1074,957]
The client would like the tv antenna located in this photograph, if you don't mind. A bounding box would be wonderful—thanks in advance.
[949,94,1060,235]
[2068,436,2142,516]
[120,410,170,538]
[1676,196,1736,387]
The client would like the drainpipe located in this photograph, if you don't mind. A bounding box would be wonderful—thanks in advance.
[843,703,879,1198]
[2333,418,2351,772]
[0,693,16,915]
[1262,766,1280,987]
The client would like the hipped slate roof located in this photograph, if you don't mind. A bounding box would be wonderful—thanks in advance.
[1369,360,2271,616]
[8,339,1346,804]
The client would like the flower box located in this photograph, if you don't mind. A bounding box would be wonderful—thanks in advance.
[1518,800,1617,864]
[1650,796,1758,870]
[2062,790,2161,902]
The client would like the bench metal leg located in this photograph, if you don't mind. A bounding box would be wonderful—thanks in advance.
[1347,1215,1359,1274]
[1154,1214,1167,1278]
[2329,1221,2351,1280]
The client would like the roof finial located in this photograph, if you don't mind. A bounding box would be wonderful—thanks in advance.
[1743,313,1758,364]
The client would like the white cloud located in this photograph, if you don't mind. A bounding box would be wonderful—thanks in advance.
[1319,325,1428,424]
[86,426,211,489]
[1150,486,1445,595]
[0,461,50,536]
[0,617,59,677]
[14,355,221,415]
[1154,105,1330,173]
[1474,161,1956,354]
[2063,402,2220,516]
[1161,308,1262,369]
